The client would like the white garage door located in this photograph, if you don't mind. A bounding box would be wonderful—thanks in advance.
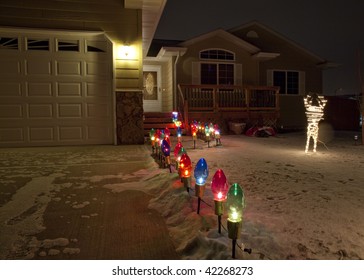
[0,29,114,147]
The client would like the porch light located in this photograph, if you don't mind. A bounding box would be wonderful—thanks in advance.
[194,158,209,214]
[226,183,245,258]
[179,153,192,192]
[211,169,229,233]
[117,44,137,60]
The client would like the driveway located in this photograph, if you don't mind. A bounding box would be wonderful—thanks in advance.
[0,144,179,260]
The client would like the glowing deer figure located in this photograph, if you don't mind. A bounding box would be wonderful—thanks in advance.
[304,93,327,153]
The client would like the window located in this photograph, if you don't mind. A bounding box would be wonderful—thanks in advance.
[201,63,234,85]
[57,39,79,52]
[27,39,49,51]
[86,40,107,53]
[200,49,234,61]
[269,70,304,94]
[0,37,18,50]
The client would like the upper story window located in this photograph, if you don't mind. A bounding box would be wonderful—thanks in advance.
[0,37,18,50]
[200,49,235,61]
[268,70,305,95]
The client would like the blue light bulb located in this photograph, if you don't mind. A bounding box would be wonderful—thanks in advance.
[194,158,209,185]
[177,126,182,137]
[161,139,170,156]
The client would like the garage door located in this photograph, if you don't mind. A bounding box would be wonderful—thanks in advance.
[0,29,114,147]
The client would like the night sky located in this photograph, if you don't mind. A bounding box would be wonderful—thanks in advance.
[154,0,364,96]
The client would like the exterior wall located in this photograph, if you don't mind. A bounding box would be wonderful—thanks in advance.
[233,24,323,92]
[232,24,324,129]
[113,10,144,144]
[116,91,144,144]
[163,59,174,112]
[177,36,259,86]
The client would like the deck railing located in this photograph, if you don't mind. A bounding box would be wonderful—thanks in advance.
[178,84,280,112]
[177,84,280,130]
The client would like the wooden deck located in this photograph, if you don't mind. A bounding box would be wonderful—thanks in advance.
[177,84,280,130]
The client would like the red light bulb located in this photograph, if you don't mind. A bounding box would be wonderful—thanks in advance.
[211,169,229,201]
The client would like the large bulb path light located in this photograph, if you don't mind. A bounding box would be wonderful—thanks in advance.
[149,128,156,153]
[211,169,229,233]
[161,139,172,173]
[173,142,183,170]
[194,158,209,214]
[227,183,245,258]
[179,153,192,192]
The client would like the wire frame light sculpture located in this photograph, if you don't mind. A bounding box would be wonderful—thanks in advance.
[304,93,327,153]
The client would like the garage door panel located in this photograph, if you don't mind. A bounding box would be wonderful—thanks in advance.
[56,60,81,75]
[27,82,53,97]
[0,82,22,97]
[57,82,82,96]
[58,103,82,118]
[29,127,54,141]
[28,104,53,118]
[59,126,83,140]
[86,62,109,77]
[0,60,21,75]
[86,103,111,118]
[0,128,24,142]
[0,104,23,118]
[87,124,112,141]
[86,82,111,97]
[26,59,52,75]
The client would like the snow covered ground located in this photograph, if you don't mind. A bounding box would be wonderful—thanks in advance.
[148,128,364,260]
[0,128,363,260]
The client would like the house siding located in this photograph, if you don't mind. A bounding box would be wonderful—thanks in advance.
[177,36,259,86]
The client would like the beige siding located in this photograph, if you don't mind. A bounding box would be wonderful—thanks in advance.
[176,36,259,86]
[162,59,174,112]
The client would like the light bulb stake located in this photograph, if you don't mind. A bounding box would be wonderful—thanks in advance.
[183,177,191,193]
[227,219,242,259]
[214,200,224,234]
[195,183,205,214]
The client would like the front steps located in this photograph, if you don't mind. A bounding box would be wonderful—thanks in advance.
[143,112,176,137]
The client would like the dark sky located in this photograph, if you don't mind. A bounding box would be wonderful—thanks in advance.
[154,0,364,95]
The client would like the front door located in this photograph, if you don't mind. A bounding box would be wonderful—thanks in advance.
[143,65,162,112]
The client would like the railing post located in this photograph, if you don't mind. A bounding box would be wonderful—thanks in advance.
[213,87,217,113]
[183,99,189,133]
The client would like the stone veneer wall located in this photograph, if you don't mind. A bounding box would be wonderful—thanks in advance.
[116,91,144,144]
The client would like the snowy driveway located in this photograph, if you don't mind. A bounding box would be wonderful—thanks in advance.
[0,145,179,259]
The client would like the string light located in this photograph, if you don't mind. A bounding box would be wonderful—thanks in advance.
[304,93,327,153]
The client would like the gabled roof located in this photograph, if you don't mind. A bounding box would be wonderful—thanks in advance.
[149,28,280,61]
[178,28,260,54]
[229,21,338,68]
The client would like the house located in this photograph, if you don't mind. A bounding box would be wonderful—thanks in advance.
[144,21,335,133]
[0,0,167,147]
[0,1,334,148]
